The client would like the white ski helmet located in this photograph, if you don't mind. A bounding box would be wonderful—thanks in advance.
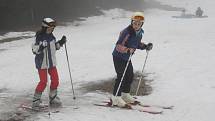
[131,12,144,22]
[42,18,56,27]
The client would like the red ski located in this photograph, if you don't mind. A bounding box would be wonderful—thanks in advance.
[19,104,59,113]
[102,100,174,110]
[94,101,163,114]
[20,104,49,112]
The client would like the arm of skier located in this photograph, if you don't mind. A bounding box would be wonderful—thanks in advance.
[32,37,47,54]
[137,42,147,50]
[138,41,153,51]
[115,31,134,54]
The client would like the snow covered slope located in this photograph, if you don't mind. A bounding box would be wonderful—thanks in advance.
[0,0,215,120]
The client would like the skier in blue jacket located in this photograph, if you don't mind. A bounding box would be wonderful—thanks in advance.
[111,12,153,107]
[32,18,67,110]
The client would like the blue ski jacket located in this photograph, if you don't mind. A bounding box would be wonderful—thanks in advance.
[32,32,61,69]
[112,25,147,61]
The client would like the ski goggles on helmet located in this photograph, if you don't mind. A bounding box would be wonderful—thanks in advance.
[47,22,56,27]
[42,21,56,28]
[132,20,144,26]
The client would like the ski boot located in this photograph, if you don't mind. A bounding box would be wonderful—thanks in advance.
[49,89,62,107]
[121,92,138,104]
[111,95,131,108]
[32,91,42,111]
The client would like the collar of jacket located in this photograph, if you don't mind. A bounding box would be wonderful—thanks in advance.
[127,25,143,36]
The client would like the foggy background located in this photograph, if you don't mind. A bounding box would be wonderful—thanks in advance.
[0,0,144,32]
[0,0,182,33]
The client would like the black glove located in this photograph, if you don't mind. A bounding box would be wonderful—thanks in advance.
[146,43,153,51]
[58,35,67,46]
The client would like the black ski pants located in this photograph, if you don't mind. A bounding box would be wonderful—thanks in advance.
[113,55,134,96]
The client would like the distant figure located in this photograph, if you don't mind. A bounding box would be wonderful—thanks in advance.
[181,9,186,16]
[195,7,203,17]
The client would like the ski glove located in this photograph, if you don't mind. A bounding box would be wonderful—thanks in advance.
[58,35,67,46]
[146,43,153,51]
[127,48,135,54]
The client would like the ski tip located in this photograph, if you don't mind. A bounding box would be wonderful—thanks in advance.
[139,110,163,114]
[163,106,174,109]
[148,111,163,114]
[157,111,163,114]
[94,103,112,107]
[52,110,60,113]
[73,107,79,109]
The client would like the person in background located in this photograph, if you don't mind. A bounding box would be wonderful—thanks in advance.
[195,7,203,17]
[111,12,153,107]
[181,8,186,16]
[31,18,67,110]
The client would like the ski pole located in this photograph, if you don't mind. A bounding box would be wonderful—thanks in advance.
[45,46,51,117]
[64,43,76,100]
[115,54,133,97]
[135,50,149,96]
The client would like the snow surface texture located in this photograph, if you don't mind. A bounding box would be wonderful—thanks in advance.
[0,0,215,120]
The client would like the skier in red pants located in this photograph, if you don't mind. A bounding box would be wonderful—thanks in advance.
[31,18,67,110]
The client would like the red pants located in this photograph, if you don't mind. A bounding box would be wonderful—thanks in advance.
[35,67,59,92]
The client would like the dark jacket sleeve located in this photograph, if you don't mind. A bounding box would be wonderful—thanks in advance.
[32,34,44,54]
[138,42,147,50]
[115,28,130,53]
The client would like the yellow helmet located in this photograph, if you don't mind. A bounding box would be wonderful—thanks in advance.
[131,12,144,22]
